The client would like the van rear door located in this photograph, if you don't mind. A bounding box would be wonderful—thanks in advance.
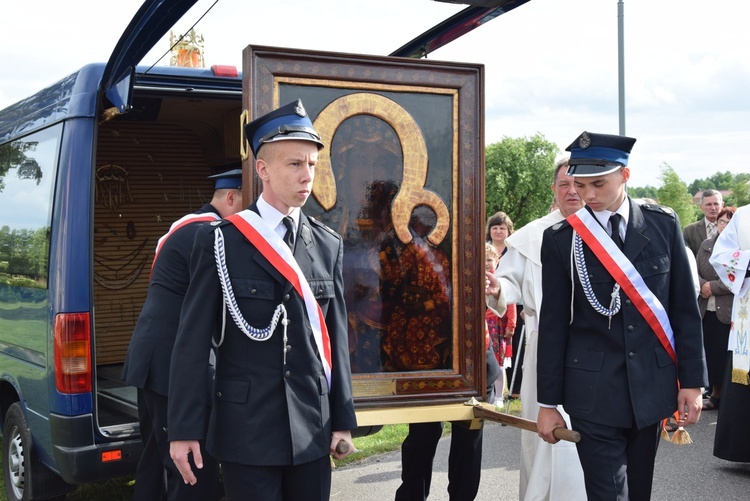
[101,0,199,113]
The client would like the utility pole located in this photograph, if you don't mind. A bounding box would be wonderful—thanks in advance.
[618,0,626,136]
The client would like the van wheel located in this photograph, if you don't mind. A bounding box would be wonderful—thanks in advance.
[3,402,72,501]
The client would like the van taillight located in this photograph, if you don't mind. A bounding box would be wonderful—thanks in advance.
[54,313,92,393]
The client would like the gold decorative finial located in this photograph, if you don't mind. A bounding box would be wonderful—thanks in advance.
[169,29,205,68]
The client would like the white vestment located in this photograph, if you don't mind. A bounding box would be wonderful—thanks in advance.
[709,205,750,374]
[487,210,585,501]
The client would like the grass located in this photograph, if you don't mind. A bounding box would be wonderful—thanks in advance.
[0,399,523,499]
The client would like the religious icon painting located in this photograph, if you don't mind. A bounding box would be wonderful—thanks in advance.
[242,45,485,408]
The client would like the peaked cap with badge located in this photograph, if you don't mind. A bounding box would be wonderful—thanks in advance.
[565,131,637,177]
[244,99,324,157]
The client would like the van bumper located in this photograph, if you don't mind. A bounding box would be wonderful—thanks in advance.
[50,413,141,484]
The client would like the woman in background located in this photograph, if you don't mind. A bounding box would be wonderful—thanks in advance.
[697,206,736,411]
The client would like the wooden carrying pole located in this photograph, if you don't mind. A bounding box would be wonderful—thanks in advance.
[473,406,581,443]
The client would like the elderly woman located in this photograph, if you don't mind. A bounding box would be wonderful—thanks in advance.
[697,206,736,410]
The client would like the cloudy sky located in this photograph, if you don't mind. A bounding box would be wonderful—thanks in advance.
[2,0,748,188]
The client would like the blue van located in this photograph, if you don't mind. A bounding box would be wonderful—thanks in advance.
[0,1,247,497]
[0,0,528,498]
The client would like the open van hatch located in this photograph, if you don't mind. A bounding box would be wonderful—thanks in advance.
[92,75,241,435]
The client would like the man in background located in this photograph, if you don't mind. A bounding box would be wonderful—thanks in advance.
[123,168,243,500]
[684,189,724,256]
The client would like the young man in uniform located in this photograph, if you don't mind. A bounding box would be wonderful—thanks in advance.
[485,157,586,500]
[536,132,707,500]
[168,100,357,500]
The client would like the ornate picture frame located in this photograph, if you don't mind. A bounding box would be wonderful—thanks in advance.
[242,45,485,408]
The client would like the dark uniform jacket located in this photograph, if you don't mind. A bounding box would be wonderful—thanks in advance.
[168,203,357,466]
[537,198,707,430]
[122,203,219,396]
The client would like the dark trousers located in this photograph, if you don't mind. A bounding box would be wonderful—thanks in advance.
[571,417,660,501]
[702,310,731,389]
[505,305,524,396]
[395,421,484,501]
[221,455,331,501]
[134,388,220,501]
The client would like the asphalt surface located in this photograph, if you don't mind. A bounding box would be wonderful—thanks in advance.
[331,408,750,500]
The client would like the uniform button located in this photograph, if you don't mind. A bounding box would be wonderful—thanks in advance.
[652,265,658,271]
[627,325,634,332]
[286,344,292,352]
[628,352,635,358]
[284,294,290,301]
[317,288,323,294]
[573,358,579,364]
[625,299,632,306]
[251,288,257,294]
[216,391,222,398]
[284,371,291,378]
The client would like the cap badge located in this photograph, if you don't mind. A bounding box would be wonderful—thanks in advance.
[294,101,307,118]
[579,132,591,149]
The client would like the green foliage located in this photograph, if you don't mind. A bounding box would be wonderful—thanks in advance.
[725,178,750,208]
[0,225,49,282]
[656,164,697,227]
[628,185,659,200]
[0,141,42,194]
[485,134,558,229]
[687,171,750,196]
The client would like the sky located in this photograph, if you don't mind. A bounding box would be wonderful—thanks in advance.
[1,0,748,189]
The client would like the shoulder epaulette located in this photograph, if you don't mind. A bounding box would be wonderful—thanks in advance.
[308,216,339,237]
[641,203,675,217]
[549,220,571,232]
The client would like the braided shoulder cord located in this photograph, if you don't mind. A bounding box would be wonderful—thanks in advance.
[213,227,287,343]
[573,232,621,324]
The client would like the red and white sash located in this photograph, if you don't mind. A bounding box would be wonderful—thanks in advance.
[152,212,221,272]
[226,210,332,388]
[568,207,676,363]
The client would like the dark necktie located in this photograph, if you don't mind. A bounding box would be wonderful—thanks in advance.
[282,216,295,250]
[609,213,624,249]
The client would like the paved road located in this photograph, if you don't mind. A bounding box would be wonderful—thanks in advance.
[331,409,750,500]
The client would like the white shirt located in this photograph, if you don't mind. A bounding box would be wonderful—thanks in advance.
[257,194,300,239]
[590,197,629,242]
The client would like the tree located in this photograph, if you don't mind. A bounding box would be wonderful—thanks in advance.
[485,134,557,229]
[725,179,750,208]
[628,185,659,200]
[656,164,698,228]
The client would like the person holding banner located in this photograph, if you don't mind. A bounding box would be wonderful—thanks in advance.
[485,156,586,501]
[536,131,707,500]
[168,99,357,500]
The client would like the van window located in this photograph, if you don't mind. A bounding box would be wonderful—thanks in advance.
[0,125,60,331]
